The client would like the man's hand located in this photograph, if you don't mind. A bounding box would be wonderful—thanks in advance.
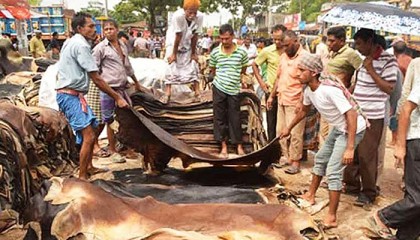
[342,147,355,165]
[191,53,199,63]
[116,97,129,108]
[363,56,374,72]
[394,145,406,169]
[295,102,303,114]
[262,83,270,94]
[135,82,143,92]
[168,54,177,64]
[279,127,290,139]
[267,96,274,110]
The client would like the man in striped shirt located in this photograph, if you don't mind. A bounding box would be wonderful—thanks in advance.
[344,29,398,206]
[209,24,249,158]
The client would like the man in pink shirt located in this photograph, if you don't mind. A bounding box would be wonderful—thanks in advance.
[267,30,308,174]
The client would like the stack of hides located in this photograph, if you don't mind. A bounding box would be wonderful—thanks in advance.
[131,89,268,155]
[0,83,78,229]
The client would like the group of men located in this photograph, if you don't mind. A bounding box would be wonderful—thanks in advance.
[51,0,419,238]
[232,21,417,238]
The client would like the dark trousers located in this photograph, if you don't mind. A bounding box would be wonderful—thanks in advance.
[212,86,242,144]
[344,118,384,200]
[379,139,420,240]
[266,93,278,141]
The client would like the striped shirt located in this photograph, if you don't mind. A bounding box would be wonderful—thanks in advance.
[209,44,248,95]
[353,50,398,119]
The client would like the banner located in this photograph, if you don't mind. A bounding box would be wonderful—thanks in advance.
[284,13,301,30]
[0,0,29,8]
[0,0,31,20]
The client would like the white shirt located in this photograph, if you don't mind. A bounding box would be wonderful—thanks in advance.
[303,84,366,134]
[407,85,420,140]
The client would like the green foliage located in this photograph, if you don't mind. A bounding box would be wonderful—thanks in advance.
[110,0,143,24]
[288,0,371,22]
[28,0,42,6]
[80,7,103,18]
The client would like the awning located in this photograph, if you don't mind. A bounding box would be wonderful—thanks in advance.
[0,9,14,18]
[5,6,31,19]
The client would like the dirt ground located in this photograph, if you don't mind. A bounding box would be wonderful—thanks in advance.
[0,130,404,240]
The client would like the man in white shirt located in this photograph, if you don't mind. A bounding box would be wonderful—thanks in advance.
[368,59,420,240]
[279,53,366,228]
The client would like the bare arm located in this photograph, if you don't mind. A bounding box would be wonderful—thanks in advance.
[252,62,268,93]
[364,57,394,94]
[394,101,417,167]
[342,109,358,165]
[191,33,198,55]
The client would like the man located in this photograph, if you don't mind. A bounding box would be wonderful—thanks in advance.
[326,27,362,88]
[48,32,60,60]
[267,30,307,174]
[392,38,412,78]
[163,0,203,104]
[280,53,366,228]
[92,19,143,163]
[315,35,329,66]
[368,58,420,240]
[55,12,129,179]
[209,24,248,158]
[29,30,46,58]
[134,32,149,58]
[252,24,287,141]
[344,29,398,205]
[319,27,363,147]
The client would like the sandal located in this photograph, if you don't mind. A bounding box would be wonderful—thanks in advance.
[93,148,111,158]
[364,216,395,239]
[109,153,126,163]
[285,166,300,175]
[272,161,290,169]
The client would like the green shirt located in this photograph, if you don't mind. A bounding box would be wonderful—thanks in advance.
[254,44,281,90]
[209,44,248,95]
[327,45,362,75]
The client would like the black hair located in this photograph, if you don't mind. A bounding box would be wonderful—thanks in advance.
[327,26,346,40]
[118,31,129,40]
[353,28,376,43]
[393,42,407,54]
[376,35,386,49]
[281,30,297,40]
[72,12,93,33]
[219,24,234,35]
[104,19,118,29]
[321,35,327,42]
[272,24,287,33]
[137,32,142,38]
[52,32,58,37]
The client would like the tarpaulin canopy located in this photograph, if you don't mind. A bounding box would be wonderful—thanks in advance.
[0,0,31,19]
[0,9,14,18]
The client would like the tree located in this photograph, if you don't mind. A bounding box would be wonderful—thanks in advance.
[110,1,143,24]
[288,0,370,22]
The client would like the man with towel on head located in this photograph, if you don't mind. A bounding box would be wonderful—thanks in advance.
[162,0,204,104]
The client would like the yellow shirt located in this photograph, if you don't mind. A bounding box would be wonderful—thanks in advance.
[29,36,46,58]
[254,44,282,90]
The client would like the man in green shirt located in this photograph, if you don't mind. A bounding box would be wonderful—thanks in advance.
[209,24,249,158]
[252,24,287,141]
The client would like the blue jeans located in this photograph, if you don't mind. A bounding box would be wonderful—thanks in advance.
[313,127,365,191]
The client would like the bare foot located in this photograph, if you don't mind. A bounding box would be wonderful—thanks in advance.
[323,214,338,229]
[237,145,245,156]
[218,151,228,159]
[301,192,316,205]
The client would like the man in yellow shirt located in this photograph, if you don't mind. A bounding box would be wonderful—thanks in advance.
[252,24,287,141]
[29,30,46,58]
